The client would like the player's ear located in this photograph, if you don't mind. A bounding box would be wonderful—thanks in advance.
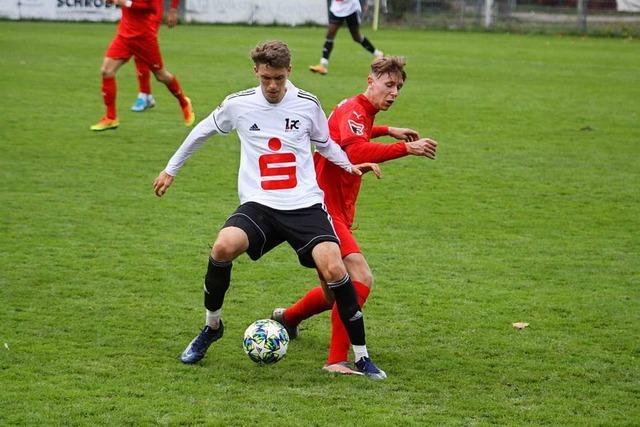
[367,74,374,86]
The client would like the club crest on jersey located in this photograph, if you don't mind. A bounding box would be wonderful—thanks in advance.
[348,119,365,136]
[284,118,300,132]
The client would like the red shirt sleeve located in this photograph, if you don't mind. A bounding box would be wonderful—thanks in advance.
[371,126,388,138]
[169,0,179,9]
[344,140,408,164]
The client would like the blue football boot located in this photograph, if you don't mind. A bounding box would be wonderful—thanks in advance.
[355,356,387,380]
[131,94,156,112]
[180,321,224,364]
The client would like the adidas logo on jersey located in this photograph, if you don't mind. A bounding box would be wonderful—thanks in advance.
[249,123,260,131]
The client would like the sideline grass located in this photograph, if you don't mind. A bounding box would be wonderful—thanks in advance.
[1,21,639,425]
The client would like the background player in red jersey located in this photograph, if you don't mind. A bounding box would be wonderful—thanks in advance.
[272,56,438,375]
[91,0,194,131]
[130,0,180,112]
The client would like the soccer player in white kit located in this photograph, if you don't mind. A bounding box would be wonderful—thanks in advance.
[309,0,383,75]
[153,41,387,379]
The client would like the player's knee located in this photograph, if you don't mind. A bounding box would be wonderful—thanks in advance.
[358,271,374,288]
[100,68,115,78]
[320,259,347,283]
[211,240,237,262]
[154,69,172,83]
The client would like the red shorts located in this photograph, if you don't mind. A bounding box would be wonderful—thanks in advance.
[105,34,163,71]
[333,217,361,258]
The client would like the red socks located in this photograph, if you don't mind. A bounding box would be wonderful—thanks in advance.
[102,76,117,120]
[135,59,151,94]
[283,285,331,327]
[166,76,188,108]
[327,281,371,365]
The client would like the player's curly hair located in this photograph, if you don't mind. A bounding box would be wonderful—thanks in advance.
[370,56,407,81]
[250,41,291,69]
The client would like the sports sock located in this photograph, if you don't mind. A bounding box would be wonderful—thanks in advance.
[322,39,334,61]
[283,285,331,327]
[135,59,151,95]
[166,76,188,108]
[204,257,232,314]
[359,36,376,54]
[102,76,117,120]
[206,309,221,329]
[352,345,369,362]
[327,281,371,365]
[327,274,365,346]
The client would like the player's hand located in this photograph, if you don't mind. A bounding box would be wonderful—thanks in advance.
[405,138,437,159]
[351,162,382,179]
[153,171,174,197]
[167,8,178,28]
[388,127,419,142]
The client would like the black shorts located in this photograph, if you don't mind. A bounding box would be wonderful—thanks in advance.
[328,11,361,28]
[222,202,340,268]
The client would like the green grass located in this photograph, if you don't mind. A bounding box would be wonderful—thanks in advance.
[1,21,639,425]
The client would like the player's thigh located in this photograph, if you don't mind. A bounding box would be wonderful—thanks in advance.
[346,13,362,41]
[105,35,132,67]
[276,204,340,269]
[101,57,126,76]
[130,36,164,73]
[221,202,283,262]
[343,253,373,288]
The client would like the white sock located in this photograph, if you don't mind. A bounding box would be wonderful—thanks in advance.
[138,92,148,100]
[320,58,329,67]
[206,309,221,329]
[353,345,369,362]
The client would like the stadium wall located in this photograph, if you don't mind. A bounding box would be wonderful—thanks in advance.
[0,0,329,24]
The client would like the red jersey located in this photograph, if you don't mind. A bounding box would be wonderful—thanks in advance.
[117,0,158,38]
[314,94,408,228]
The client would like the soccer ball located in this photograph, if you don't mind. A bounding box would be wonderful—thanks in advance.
[242,319,289,365]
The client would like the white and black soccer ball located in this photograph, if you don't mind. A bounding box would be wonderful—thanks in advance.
[242,319,289,365]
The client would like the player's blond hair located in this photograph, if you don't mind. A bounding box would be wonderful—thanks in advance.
[250,41,291,69]
[370,56,407,81]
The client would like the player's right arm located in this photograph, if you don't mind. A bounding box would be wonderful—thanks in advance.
[154,100,235,197]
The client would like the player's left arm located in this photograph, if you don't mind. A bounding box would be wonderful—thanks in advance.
[372,125,420,142]
[388,127,420,141]
[167,0,179,28]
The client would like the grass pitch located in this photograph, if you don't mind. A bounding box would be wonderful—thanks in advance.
[1,22,639,425]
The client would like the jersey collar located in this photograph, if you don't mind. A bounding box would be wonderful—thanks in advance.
[257,80,297,107]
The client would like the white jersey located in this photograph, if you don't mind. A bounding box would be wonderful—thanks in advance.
[164,81,354,211]
[330,0,361,17]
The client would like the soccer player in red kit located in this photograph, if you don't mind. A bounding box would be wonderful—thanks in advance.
[91,0,194,131]
[130,0,180,112]
[272,56,438,376]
